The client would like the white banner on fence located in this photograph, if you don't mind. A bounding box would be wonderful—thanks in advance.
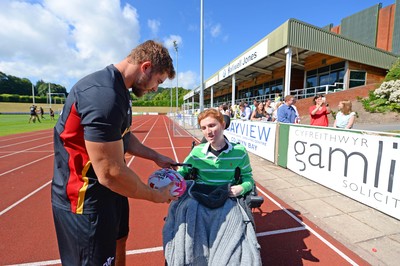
[224,120,276,162]
[287,127,400,220]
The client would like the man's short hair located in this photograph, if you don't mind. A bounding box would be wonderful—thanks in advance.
[128,40,176,79]
[284,95,294,102]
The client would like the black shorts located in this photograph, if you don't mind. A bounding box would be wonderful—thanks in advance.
[52,196,129,265]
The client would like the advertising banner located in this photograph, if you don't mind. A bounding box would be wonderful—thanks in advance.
[287,126,400,220]
[224,119,276,162]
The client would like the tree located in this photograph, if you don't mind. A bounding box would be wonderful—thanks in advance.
[384,58,400,82]
[0,72,32,95]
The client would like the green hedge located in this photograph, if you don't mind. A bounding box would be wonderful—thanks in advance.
[0,94,64,103]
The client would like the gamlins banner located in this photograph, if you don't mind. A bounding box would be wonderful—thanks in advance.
[286,126,400,220]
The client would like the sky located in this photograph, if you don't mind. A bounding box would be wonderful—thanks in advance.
[0,0,396,92]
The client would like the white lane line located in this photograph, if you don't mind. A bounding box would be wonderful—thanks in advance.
[162,116,179,162]
[6,246,165,266]
[127,116,160,167]
[0,180,51,216]
[256,226,307,237]
[256,187,359,266]
[0,153,54,177]
[169,119,200,141]
[0,131,50,143]
[0,142,53,159]
[0,136,51,149]
[126,246,163,255]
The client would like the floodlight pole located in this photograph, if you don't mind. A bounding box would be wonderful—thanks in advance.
[173,41,179,114]
[48,83,52,108]
[170,87,172,115]
[200,0,204,111]
[32,83,35,105]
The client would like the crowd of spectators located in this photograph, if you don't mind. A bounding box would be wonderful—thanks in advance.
[215,93,356,128]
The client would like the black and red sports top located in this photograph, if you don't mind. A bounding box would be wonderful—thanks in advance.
[51,65,132,214]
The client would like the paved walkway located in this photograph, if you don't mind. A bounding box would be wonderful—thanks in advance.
[249,153,400,266]
[352,123,400,132]
[188,124,400,265]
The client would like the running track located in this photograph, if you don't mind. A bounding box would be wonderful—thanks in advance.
[0,115,369,265]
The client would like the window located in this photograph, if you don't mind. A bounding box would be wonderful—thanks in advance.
[306,61,345,87]
[257,86,264,96]
[349,71,366,88]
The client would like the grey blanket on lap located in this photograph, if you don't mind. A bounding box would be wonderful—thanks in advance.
[163,181,261,266]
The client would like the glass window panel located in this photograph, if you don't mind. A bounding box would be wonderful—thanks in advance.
[328,72,337,84]
[318,66,329,74]
[271,84,283,94]
[349,80,365,88]
[306,76,317,87]
[319,74,330,85]
[350,71,366,79]
[338,70,345,82]
[307,69,317,76]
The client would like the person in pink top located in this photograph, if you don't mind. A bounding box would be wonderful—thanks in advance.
[309,94,331,126]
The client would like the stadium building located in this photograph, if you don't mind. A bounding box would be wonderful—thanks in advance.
[183,1,400,111]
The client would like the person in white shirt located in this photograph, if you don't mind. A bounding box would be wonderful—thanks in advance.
[239,102,252,120]
[333,100,356,129]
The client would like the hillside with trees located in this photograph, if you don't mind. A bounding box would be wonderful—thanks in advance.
[0,71,190,106]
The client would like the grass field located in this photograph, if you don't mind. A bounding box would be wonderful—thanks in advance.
[0,102,172,114]
[0,103,176,137]
[0,114,59,136]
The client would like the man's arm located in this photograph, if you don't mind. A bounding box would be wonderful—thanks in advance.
[85,139,175,203]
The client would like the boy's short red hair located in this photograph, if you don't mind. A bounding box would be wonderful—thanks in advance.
[197,108,224,125]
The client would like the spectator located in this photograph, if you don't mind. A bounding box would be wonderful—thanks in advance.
[250,99,258,112]
[309,94,331,126]
[264,99,274,116]
[239,102,252,120]
[274,93,282,103]
[250,102,270,121]
[271,101,283,122]
[292,97,301,124]
[277,95,297,123]
[333,100,356,129]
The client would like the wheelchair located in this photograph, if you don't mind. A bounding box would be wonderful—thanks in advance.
[190,114,264,211]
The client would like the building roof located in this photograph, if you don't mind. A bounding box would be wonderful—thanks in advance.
[186,18,399,101]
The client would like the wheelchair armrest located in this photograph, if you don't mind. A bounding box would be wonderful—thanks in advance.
[244,184,264,209]
[248,195,264,209]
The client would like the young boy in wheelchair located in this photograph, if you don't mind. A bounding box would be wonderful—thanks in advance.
[163,108,262,265]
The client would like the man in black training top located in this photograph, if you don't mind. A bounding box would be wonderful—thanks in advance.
[52,40,177,265]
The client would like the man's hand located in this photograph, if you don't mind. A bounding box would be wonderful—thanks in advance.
[154,153,177,169]
[152,182,178,203]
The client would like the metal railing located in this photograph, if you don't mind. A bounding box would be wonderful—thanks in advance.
[206,83,344,108]
[291,83,344,99]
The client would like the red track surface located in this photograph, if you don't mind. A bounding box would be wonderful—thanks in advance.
[0,115,369,265]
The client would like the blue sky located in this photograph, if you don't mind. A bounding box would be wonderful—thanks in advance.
[0,0,396,92]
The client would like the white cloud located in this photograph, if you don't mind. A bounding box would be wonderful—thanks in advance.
[0,0,140,91]
[148,19,161,36]
[162,70,198,91]
[210,23,221,38]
